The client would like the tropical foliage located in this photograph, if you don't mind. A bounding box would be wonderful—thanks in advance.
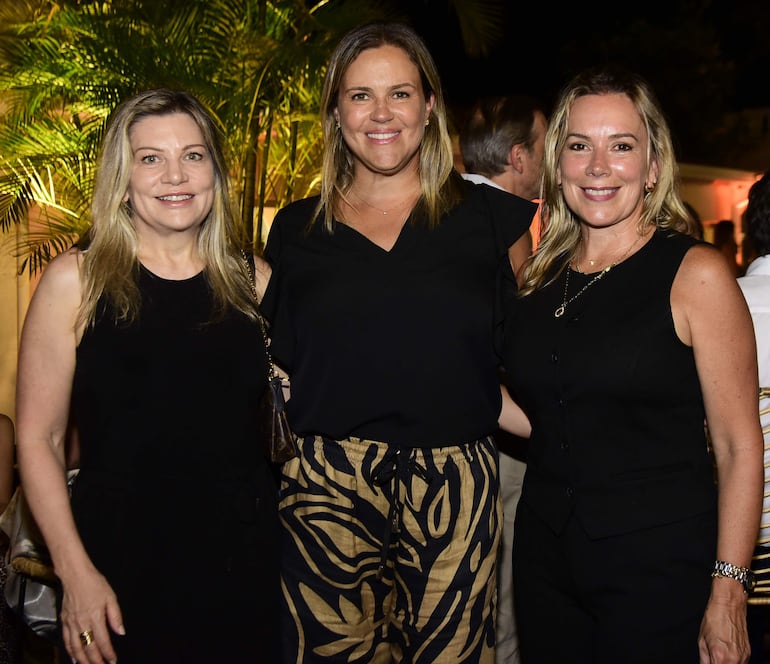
[0,0,505,274]
[0,0,333,272]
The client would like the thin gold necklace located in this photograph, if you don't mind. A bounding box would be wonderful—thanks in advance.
[554,266,612,318]
[554,232,646,319]
[350,188,416,216]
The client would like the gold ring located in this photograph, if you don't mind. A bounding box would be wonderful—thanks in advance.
[79,630,94,647]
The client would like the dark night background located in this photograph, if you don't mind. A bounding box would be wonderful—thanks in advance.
[401,0,770,171]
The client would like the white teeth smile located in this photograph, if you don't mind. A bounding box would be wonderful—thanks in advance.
[367,132,398,140]
[584,188,614,196]
[158,194,192,201]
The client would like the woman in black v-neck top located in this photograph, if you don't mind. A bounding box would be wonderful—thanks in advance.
[261,22,536,664]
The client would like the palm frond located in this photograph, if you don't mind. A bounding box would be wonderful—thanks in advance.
[0,0,502,273]
[446,0,505,58]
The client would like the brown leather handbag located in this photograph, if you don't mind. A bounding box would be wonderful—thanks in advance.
[257,371,298,464]
[243,251,298,464]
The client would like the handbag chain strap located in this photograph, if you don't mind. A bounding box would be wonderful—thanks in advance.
[242,250,277,381]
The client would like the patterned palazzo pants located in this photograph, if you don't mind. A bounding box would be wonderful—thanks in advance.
[279,435,502,664]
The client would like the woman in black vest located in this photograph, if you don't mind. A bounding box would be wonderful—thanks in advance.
[500,66,763,663]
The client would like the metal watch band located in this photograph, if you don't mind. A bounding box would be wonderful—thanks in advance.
[711,559,754,593]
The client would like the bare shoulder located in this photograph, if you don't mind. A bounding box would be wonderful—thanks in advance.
[672,242,750,346]
[676,242,731,284]
[25,248,83,331]
[36,248,83,297]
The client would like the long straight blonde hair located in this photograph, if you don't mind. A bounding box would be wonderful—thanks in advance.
[78,88,259,328]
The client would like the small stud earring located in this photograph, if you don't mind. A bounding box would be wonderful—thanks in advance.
[424,118,430,126]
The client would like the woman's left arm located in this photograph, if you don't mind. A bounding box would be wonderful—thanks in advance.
[673,244,763,664]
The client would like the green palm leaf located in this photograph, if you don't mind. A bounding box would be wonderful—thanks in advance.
[0,0,503,273]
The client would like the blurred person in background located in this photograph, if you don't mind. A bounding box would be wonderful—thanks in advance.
[459,93,547,664]
[0,414,15,517]
[683,201,704,240]
[712,219,744,277]
[737,170,770,663]
[0,413,20,664]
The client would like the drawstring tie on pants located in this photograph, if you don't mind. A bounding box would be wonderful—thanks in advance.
[371,447,433,580]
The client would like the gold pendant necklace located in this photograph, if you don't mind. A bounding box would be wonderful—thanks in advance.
[554,265,612,318]
[554,231,647,318]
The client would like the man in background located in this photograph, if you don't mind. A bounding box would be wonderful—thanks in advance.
[459,95,548,664]
[712,219,744,277]
[737,171,770,663]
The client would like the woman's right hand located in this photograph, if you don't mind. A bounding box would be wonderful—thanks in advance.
[60,565,125,664]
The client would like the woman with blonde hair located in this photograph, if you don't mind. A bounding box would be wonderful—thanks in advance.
[262,21,536,664]
[500,65,763,663]
[16,88,279,663]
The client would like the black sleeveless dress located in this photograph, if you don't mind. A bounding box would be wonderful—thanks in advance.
[504,229,715,536]
[70,265,279,663]
[503,229,717,661]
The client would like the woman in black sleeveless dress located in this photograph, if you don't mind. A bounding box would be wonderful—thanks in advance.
[500,67,764,663]
[15,89,279,663]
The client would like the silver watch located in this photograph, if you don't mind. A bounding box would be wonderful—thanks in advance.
[712,560,756,593]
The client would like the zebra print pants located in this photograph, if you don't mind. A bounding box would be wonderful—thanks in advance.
[279,435,501,664]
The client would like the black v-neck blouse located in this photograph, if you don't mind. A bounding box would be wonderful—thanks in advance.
[262,181,536,447]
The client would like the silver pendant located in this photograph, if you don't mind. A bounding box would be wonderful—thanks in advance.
[554,305,565,318]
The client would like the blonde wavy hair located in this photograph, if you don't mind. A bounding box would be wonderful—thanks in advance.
[77,88,259,328]
[519,66,696,296]
[314,21,463,232]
